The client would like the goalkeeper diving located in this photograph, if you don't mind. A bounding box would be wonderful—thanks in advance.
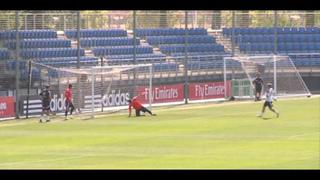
[127,93,156,117]
[257,83,280,118]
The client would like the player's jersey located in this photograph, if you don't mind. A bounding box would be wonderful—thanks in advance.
[128,96,143,113]
[64,88,73,103]
[40,89,51,103]
[265,88,275,102]
[253,77,263,88]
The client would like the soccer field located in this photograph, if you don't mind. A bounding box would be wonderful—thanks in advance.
[0,97,319,169]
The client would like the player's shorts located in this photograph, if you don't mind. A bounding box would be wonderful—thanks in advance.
[135,106,148,116]
[140,106,148,113]
[255,86,262,93]
[65,101,74,109]
[42,101,50,111]
[263,101,273,108]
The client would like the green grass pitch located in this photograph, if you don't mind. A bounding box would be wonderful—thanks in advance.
[0,96,319,169]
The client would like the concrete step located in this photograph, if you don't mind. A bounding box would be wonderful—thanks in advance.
[152,46,162,53]
[139,39,150,46]
[211,31,243,56]
[71,40,78,48]
[84,49,95,57]
[57,31,65,39]
[84,49,92,54]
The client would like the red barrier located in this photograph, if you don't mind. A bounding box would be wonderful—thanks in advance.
[0,96,15,118]
[136,84,184,104]
[189,81,231,100]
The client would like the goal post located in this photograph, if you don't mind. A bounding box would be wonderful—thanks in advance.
[29,62,153,119]
[223,55,311,100]
[88,64,153,118]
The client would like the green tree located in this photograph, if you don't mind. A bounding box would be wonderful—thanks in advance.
[159,11,168,28]
[211,11,221,29]
[236,11,250,27]
[305,11,315,27]
[250,11,274,27]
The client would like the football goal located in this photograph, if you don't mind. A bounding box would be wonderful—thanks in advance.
[223,55,311,99]
[29,62,153,119]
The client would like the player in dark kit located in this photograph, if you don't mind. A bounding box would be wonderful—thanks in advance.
[39,85,51,123]
[127,96,156,117]
[252,72,264,101]
[64,84,75,120]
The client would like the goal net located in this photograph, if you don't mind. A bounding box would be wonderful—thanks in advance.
[29,62,153,119]
[223,55,311,99]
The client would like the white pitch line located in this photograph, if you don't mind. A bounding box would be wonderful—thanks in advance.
[0,154,94,167]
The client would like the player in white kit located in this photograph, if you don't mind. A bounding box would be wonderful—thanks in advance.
[257,83,280,118]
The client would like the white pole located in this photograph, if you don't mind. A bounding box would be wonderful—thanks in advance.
[238,80,241,97]
[91,68,95,119]
[273,55,277,94]
[223,57,227,98]
[149,65,153,110]
[287,55,311,96]
[195,11,198,28]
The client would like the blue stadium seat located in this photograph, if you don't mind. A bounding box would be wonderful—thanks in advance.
[80,37,140,47]
[6,60,27,70]
[0,30,57,39]
[0,48,10,60]
[20,48,85,59]
[298,27,307,34]
[65,29,127,38]
[305,28,313,34]
[135,28,208,37]
[146,35,215,45]
[298,44,306,52]
[261,28,269,34]
[222,28,230,36]
[92,45,154,56]
[292,43,300,51]
[290,28,298,34]
[292,35,299,42]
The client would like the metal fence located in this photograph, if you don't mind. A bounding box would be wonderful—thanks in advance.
[0,10,320,119]
[1,11,320,31]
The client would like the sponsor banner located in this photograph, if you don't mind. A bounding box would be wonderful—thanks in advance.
[84,90,130,109]
[136,84,184,104]
[0,96,15,118]
[189,81,231,100]
[22,96,42,115]
[19,82,229,115]
[21,89,132,115]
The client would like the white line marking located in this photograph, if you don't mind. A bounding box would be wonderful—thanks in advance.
[0,155,94,167]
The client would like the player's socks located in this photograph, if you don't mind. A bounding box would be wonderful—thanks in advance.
[42,115,47,122]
